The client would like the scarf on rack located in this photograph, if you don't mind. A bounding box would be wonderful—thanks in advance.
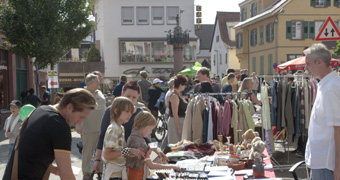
[4,115,20,134]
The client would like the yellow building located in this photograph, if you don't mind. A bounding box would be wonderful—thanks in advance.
[234,0,340,75]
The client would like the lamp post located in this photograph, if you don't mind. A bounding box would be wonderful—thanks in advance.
[166,14,190,75]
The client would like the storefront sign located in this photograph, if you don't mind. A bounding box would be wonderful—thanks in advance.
[59,77,84,83]
[123,67,173,76]
[0,65,7,70]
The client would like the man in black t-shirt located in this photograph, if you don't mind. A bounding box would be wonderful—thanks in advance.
[3,88,97,180]
[41,85,51,105]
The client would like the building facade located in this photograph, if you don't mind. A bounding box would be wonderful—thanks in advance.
[94,0,196,89]
[234,0,340,75]
[195,24,214,67]
[210,12,240,78]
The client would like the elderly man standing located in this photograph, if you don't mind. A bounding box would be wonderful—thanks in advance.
[77,73,106,180]
[304,43,340,180]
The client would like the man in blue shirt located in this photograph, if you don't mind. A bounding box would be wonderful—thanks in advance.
[112,75,127,98]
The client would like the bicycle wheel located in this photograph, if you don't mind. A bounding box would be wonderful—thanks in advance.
[154,115,167,142]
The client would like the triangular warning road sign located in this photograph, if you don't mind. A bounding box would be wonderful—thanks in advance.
[315,16,340,41]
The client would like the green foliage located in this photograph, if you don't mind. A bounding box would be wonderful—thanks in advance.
[86,44,101,62]
[335,40,340,57]
[0,0,93,68]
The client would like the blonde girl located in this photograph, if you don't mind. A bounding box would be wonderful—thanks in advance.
[238,77,262,105]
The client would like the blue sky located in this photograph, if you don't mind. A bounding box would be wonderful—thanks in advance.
[195,0,244,24]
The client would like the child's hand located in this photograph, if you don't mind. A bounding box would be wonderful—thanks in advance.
[131,148,145,159]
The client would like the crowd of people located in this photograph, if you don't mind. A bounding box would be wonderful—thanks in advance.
[2,43,340,180]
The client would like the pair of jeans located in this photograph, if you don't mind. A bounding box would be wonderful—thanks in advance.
[310,168,334,180]
[8,144,14,156]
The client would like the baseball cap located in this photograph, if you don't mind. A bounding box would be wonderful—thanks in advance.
[153,78,163,84]
[42,85,46,89]
[9,100,23,107]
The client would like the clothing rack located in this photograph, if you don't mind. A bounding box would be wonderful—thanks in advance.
[188,92,250,96]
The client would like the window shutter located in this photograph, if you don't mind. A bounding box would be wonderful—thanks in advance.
[303,21,309,39]
[254,2,257,16]
[311,0,315,6]
[250,31,253,46]
[309,21,315,39]
[266,24,269,42]
[250,5,253,17]
[255,29,257,45]
[326,0,331,6]
[286,21,292,39]
[335,0,339,7]
[268,54,273,74]
[271,23,274,41]
[236,34,239,48]
[260,56,264,75]
[252,57,257,73]
[240,32,243,47]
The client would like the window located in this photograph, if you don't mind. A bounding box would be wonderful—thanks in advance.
[286,21,309,39]
[268,54,273,75]
[236,32,243,48]
[260,56,264,75]
[152,7,164,24]
[260,26,264,44]
[167,7,179,25]
[252,57,256,73]
[225,53,228,64]
[335,0,340,7]
[241,7,247,21]
[122,7,134,25]
[311,0,330,7]
[220,54,222,65]
[216,35,219,42]
[137,7,149,25]
[250,2,257,17]
[287,54,303,61]
[250,28,257,46]
[259,0,263,12]
[291,21,303,39]
[120,40,196,63]
[213,55,216,66]
[266,23,274,42]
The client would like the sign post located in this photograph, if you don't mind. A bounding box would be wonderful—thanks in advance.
[315,16,340,41]
[48,70,59,89]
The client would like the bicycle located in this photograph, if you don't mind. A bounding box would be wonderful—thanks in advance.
[153,113,168,142]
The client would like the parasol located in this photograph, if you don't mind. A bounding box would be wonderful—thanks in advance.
[276,56,340,71]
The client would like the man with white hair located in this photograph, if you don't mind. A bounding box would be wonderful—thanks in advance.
[76,73,106,180]
[304,43,340,180]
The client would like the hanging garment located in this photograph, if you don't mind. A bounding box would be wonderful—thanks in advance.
[202,108,209,143]
[192,97,205,142]
[276,81,283,131]
[242,100,255,130]
[292,82,301,137]
[281,80,287,128]
[238,100,248,137]
[207,103,213,142]
[261,83,271,130]
[231,100,239,144]
[211,101,217,140]
[182,98,196,141]
[222,100,232,136]
[304,80,311,129]
[285,82,295,136]
[300,85,305,130]
[270,80,278,127]
[218,103,225,137]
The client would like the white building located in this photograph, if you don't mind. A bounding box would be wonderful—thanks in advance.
[210,12,240,79]
[94,0,196,89]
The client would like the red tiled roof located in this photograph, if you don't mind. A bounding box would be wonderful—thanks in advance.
[210,12,240,50]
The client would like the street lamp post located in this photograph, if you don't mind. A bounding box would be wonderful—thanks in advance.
[166,14,190,75]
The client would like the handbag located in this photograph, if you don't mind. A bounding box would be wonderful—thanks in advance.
[10,109,52,180]
[89,170,102,180]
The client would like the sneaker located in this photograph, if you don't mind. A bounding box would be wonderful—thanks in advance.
[295,152,304,158]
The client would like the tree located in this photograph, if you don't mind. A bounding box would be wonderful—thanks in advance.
[335,40,340,57]
[86,44,101,62]
[0,0,93,69]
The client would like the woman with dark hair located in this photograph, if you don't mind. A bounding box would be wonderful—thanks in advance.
[92,81,167,174]
[168,74,188,144]
[198,81,214,93]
